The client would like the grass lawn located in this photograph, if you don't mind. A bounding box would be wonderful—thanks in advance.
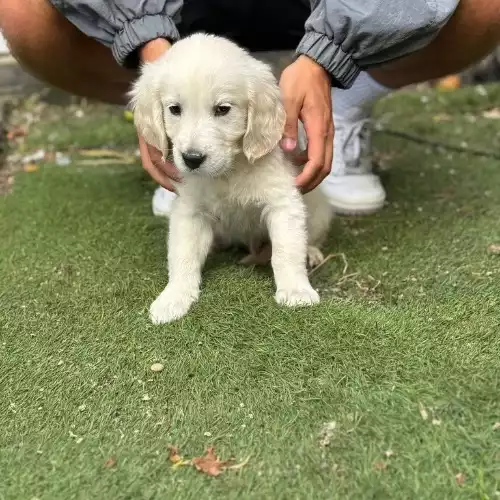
[1,85,500,499]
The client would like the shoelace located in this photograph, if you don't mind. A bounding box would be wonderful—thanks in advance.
[340,118,371,169]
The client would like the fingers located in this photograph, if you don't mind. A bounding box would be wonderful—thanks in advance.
[146,144,181,181]
[279,74,300,152]
[137,135,180,192]
[295,110,333,193]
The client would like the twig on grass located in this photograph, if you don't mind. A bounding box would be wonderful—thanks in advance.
[308,252,349,277]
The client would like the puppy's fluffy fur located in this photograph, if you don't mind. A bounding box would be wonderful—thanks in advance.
[130,34,332,324]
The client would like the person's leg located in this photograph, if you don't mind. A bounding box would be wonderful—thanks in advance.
[0,0,134,104]
[370,0,500,88]
[325,0,500,215]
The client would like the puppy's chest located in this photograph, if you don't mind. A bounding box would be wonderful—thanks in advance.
[197,183,268,242]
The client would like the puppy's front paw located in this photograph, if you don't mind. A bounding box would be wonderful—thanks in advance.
[149,286,198,324]
[275,285,320,307]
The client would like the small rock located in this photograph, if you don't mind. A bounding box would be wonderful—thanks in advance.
[419,403,429,421]
[150,363,164,373]
[319,421,336,448]
[55,152,71,166]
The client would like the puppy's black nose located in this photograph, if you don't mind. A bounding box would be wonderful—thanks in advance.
[181,150,206,170]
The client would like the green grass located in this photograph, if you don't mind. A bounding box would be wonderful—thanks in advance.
[1,85,500,499]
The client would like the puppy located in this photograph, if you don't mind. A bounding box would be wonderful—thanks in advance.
[130,34,333,324]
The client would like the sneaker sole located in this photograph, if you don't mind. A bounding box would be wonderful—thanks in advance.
[328,198,385,216]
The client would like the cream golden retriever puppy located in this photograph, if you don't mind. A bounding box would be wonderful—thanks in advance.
[130,34,332,324]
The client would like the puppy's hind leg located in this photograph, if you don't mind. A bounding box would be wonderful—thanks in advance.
[150,208,213,324]
[307,246,325,269]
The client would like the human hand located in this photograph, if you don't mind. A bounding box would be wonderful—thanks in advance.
[137,134,181,192]
[137,38,181,192]
[279,55,334,192]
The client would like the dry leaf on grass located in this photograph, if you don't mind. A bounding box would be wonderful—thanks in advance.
[168,445,249,476]
[192,447,229,477]
[78,149,135,160]
[374,461,388,471]
[23,163,39,173]
[168,445,183,464]
[455,472,466,486]
[432,113,452,123]
[7,126,27,141]
[488,244,500,255]
[492,422,500,431]
[436,75,461,90]
[104,457,117,468]
[76,158,136,166]
[483,108,500,119]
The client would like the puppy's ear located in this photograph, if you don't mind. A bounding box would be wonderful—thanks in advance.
[243,62,286,163]
[129,67,169,158]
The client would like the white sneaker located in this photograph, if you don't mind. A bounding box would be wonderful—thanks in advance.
[152,186,176,217]
[322,107,386,215]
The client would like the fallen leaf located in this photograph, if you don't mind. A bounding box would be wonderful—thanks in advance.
[374,461,388,471]
[419,403,429,421]
[7,126,27,141]
[76,158,135,166]
[483,108,500,119]
[168,445,182,464]
[493,422,500,431]
[432,113,452,123]
[192,447,228,477]
[432,418,442,426]
[78,149,133,160]
[436,75,461,90]
[104,457,117,468]
[488,244,500,255]
[23,163,39,173]
[455,472,466,486]
[384,450,395,458]
[318,421,336,448]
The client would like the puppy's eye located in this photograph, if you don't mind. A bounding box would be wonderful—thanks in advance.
[168,104,182,116]
[214,104,231,117]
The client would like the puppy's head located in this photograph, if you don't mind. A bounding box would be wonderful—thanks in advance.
[129,34,286,177]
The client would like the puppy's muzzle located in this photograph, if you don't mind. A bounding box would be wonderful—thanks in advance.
[181,150,206,170]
